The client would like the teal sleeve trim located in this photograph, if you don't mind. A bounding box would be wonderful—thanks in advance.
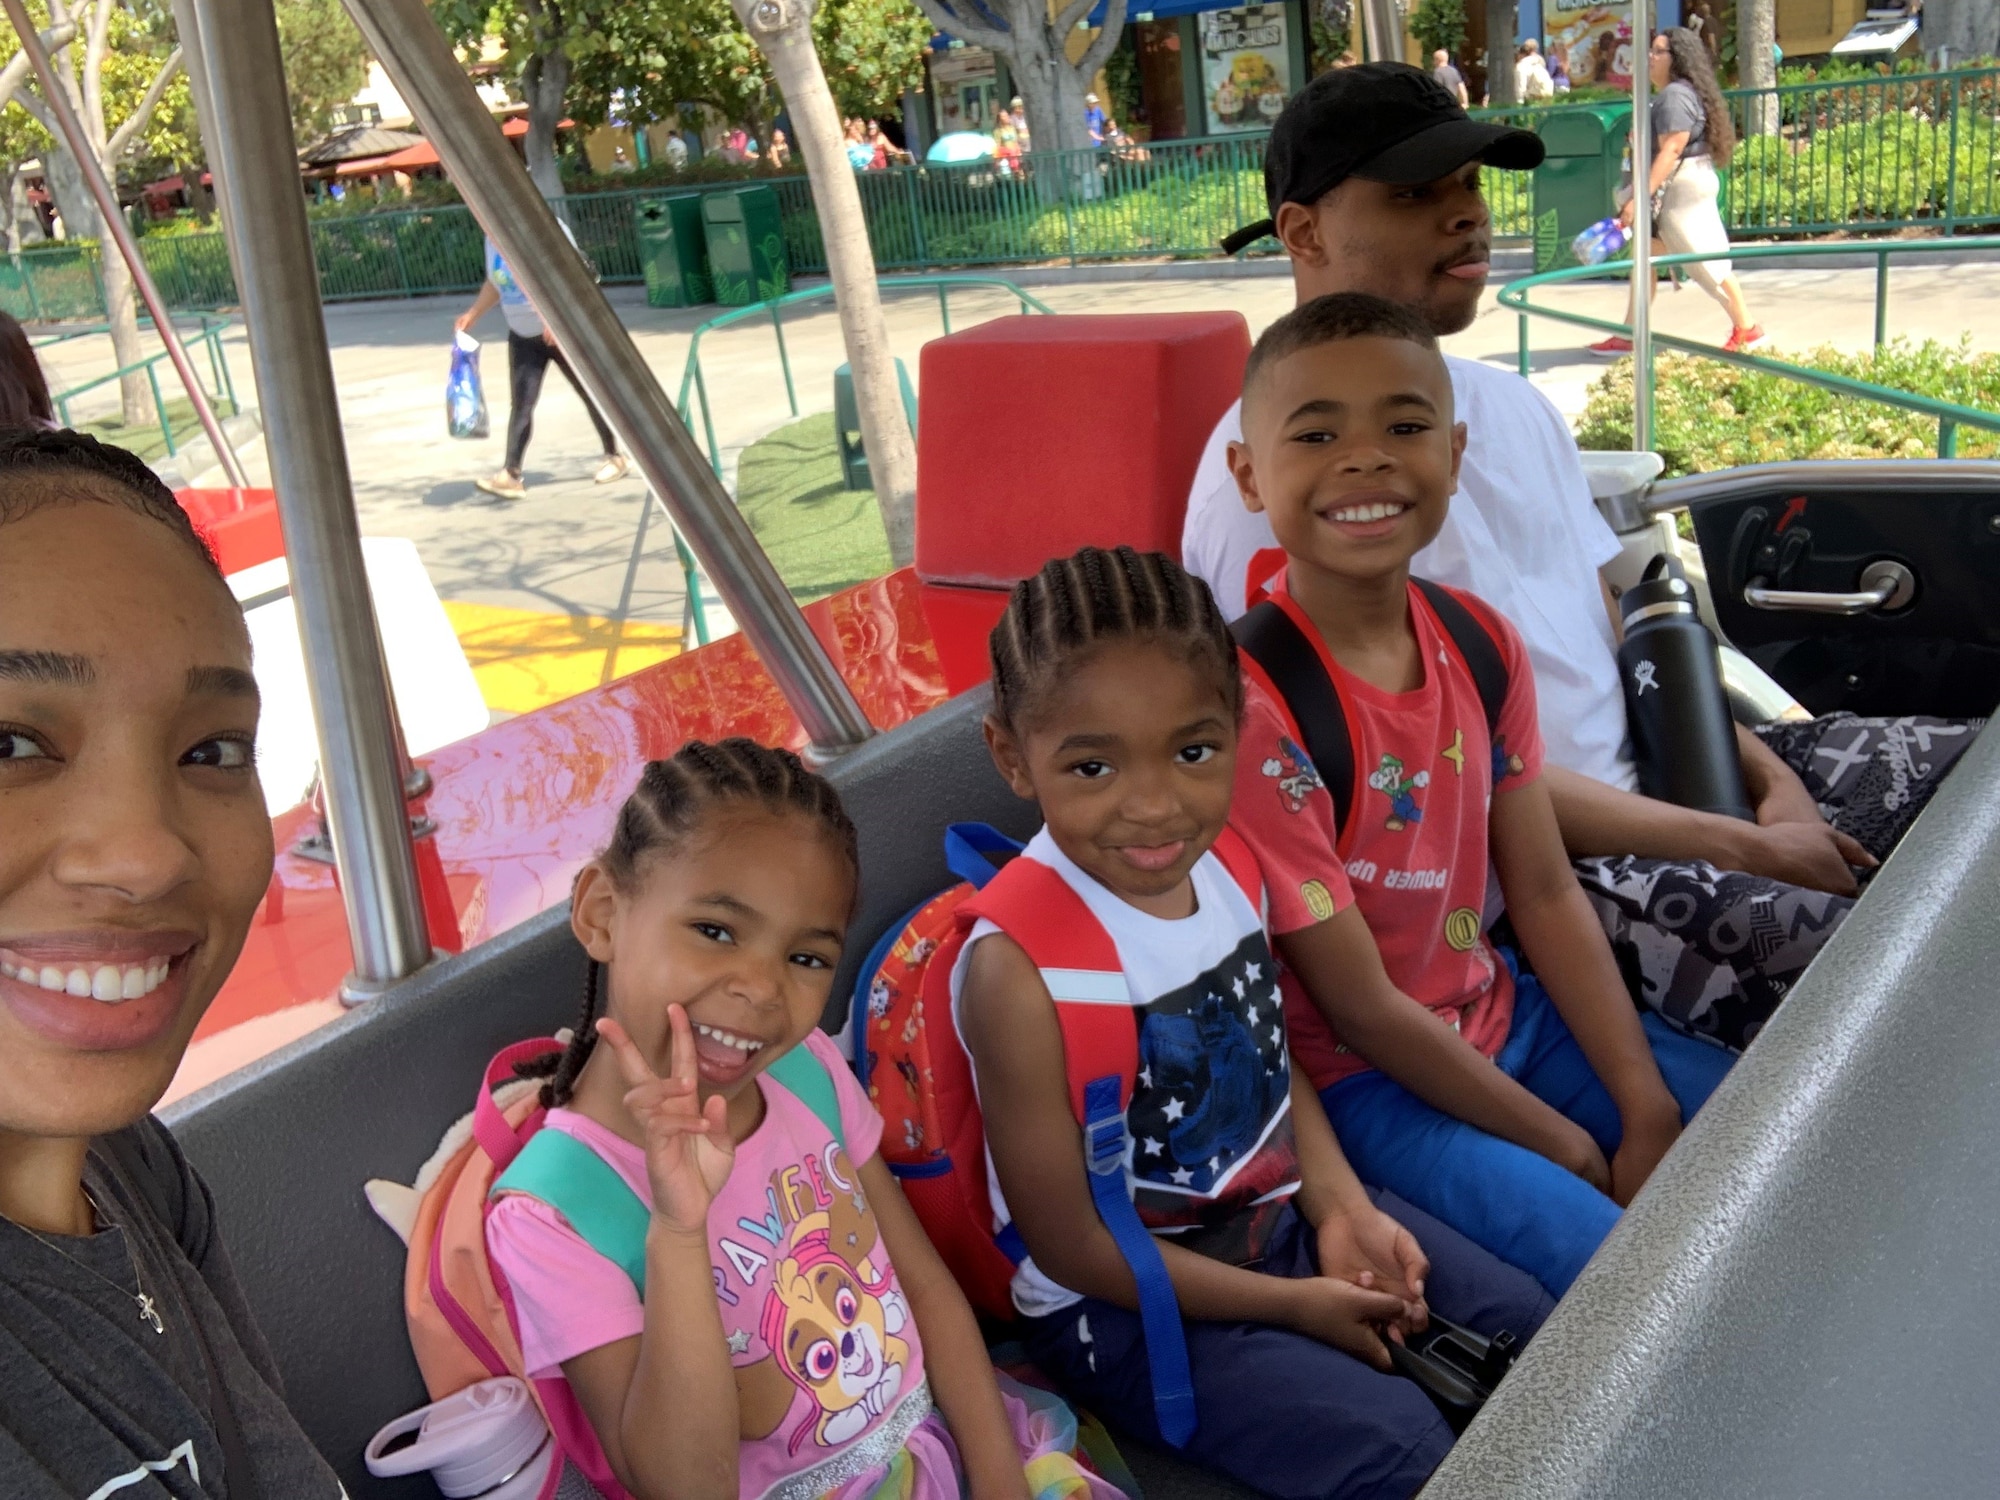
[492,1129,650,1292]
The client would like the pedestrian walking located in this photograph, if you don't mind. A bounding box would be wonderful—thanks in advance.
[457,233,626,500]
[1593,28,1764,356]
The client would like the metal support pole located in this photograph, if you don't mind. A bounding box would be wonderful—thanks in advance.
[189,0,432,998]
[1359,0,1404,62]
[1874,250,1889,350]
[1630,0,1653,454]
[338,0,876,757]
[1,0,249,487]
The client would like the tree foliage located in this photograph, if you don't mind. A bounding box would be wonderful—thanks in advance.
[432,0,926,139]
[1408,0,1466,61]
[0,1,190,184]
[276,0,373,141]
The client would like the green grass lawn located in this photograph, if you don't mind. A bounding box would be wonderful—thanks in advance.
[733,412,893,602]
[76,396,228,463]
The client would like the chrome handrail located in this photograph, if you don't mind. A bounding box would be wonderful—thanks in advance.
[190,0,432,997]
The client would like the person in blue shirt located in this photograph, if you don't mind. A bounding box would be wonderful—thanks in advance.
[1084,92,1107,146]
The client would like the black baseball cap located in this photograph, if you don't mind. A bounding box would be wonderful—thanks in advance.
[1220,62,1545,254]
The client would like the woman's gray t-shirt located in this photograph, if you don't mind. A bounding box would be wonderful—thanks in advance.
[0,1118,344,1497]
[1652,78,1709,155]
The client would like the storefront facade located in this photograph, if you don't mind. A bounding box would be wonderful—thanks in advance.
[1105,0,1312,142]
[927,40,1009,137]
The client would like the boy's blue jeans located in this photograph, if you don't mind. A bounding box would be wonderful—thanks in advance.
[1021,1192,1554,1500]
[1321,950,1736,1299]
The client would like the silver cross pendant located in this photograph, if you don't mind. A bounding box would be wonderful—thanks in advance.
[136,1294,164,1335]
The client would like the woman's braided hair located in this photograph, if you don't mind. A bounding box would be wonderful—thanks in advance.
[0,427,224,581]
[988,545,1241,734]
[521,738,859,1108]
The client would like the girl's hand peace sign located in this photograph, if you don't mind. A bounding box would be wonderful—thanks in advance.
[596,1009,736,1237]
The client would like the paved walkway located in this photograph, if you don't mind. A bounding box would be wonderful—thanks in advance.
[41,257,2000,711]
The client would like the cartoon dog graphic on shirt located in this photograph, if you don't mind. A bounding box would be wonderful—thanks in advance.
[1369,753,1430,831]
[736,1181,911,1453]
[1262,735,1324,814]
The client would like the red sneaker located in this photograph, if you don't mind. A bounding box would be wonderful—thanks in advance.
[1589,335,1634,357]
[1723,324,1768,353]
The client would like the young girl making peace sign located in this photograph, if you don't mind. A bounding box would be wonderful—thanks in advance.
[484,740,1121,1500]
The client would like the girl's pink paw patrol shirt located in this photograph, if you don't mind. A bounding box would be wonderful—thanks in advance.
[486,1031,935,1499]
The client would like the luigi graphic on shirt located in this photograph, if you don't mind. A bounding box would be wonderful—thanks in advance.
[1368,752,1429,832]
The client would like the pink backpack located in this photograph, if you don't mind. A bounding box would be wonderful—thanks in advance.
[370,1037,624,1499]
[370,1034,847,1497]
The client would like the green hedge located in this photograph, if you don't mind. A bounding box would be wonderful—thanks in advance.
[1576,338,2000,474]
[1730,112,2000,230]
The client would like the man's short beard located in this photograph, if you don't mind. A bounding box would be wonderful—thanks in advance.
[1422,288,1483,337]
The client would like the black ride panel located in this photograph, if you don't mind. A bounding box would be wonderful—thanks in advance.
[1686,467,2000,719]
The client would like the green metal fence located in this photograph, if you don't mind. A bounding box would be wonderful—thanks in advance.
[49,314,240,458]
[673,273,1055,479]
[2,65,1993,323]
[1499,237,2000,458]
[1726,67,2000,233]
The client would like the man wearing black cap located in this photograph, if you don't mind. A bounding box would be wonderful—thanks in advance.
[1185,62,1973,1053]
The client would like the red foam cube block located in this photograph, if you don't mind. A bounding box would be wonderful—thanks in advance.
[177,488,286,577]
[916,312,1250,587]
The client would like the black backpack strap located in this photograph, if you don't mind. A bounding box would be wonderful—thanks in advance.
[1413,578,1509,742]
[1233,600,1356,838]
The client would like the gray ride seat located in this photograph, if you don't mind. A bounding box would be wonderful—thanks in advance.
[1423,714,2000,1499]
[165,688,1250,1500]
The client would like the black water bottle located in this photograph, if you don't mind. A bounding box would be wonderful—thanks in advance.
[1617,554,1755,821]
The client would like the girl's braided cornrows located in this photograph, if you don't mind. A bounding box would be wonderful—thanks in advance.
[521,738,858,1107]
[989,546,1241,733]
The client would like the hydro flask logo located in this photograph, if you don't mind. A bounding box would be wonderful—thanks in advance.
[1632,660,1660,695]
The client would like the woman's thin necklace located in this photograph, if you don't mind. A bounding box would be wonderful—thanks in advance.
[13,1187,164,1335]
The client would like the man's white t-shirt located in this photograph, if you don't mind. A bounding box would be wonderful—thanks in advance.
[1182,354,1638,791]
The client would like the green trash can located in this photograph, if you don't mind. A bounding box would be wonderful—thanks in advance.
[635,195,713,308]
[702,185,789,306]
[1531,102,1633,272]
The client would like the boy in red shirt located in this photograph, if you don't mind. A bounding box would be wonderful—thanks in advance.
[1224,293,1735,1297]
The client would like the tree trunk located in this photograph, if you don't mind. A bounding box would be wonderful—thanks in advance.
[1736,0,1778,134]
[1921,0,2000,63]
[911,0,1127,166]
[521,50,571,204]
[1484,0,1517,106]
[40,143,150,425]
[735,0,917,565]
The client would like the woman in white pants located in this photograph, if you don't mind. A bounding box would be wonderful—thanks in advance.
[1592,28,1765,356]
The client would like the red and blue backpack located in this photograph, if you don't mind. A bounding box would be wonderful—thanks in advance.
[852,823,1265,1447]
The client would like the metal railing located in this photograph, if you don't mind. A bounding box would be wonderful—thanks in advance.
[49,315,240,459]
[2,65,1992,326]
[673,274,1054,479]
[1499,236,2000,460]
[1725,66,2000,235]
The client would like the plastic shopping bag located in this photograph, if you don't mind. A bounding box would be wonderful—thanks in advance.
[1570,217,1629,268]
[446,331,489,439]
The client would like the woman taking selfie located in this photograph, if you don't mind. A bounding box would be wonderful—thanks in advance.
[0,430,342,1495]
